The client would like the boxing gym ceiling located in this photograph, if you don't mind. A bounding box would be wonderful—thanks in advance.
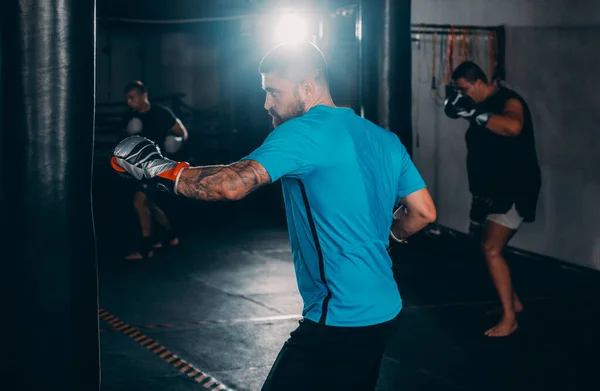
[98,0,347,21]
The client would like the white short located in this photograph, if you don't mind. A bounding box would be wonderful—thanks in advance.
[486,203,523,230]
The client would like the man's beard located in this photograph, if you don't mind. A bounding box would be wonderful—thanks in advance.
[269,110,284,127]
[269,100,305,128]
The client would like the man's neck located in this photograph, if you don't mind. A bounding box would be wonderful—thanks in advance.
[482,84,500,101]
[304,91,335,113]
[138,101,151,113]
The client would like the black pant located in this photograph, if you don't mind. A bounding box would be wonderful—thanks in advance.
[261,313,402,391]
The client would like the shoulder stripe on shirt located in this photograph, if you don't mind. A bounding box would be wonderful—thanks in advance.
[297,180,332,325]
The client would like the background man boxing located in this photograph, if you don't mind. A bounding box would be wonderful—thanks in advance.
[111,42,436,390]
[120,81,189,260]
[444,61,542,337]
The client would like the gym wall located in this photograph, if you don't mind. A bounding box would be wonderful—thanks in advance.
[96,27,222,109]
[411,0,600,271]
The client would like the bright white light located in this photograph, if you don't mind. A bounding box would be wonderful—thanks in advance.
[356,19,362,41]
[275,13,308,43]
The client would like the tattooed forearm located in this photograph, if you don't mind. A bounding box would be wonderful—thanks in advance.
[175,160,271,201]
[177,165,229,200]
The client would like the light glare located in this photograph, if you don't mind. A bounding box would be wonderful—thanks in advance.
[275,13,308,43]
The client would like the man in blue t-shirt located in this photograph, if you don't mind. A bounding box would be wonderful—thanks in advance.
[110,42,436,390]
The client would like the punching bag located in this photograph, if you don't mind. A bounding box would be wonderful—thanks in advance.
[1,1,100,390]
[387,0,412,155]
[360,0,412,156]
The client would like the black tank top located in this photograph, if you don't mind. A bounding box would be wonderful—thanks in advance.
[465,86,541,222]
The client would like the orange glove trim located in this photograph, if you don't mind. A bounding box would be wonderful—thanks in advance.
[110,156,126,173]
[157,161,190,182]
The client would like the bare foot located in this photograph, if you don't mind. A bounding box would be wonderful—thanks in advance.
[169,237,179,246]
[152,242,163,249]
[484,316,518,337]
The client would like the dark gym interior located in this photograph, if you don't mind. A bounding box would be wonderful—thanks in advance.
[2,1,599,390]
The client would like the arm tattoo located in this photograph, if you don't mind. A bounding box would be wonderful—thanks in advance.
[176,160,271,201]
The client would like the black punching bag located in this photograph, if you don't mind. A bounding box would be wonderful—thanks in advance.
[388,0,412,155]
[1,1,100,390]
[360,0,412,156]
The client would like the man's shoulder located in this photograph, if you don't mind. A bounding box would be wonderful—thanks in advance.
[150,103,176,117]
[500,86,527,105]
[274,113,315,134]
[359,117,404,149]
[151,103,168,110]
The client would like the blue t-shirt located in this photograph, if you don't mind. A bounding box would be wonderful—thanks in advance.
[242,105,426,327]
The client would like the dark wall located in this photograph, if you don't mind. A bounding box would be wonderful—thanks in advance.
[97,26,223,108]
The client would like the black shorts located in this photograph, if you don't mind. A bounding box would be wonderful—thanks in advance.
[469,196,493,225]
[261,313,402,391]
[469,196,513,225]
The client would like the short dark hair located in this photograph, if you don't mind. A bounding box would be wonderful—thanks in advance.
[451,61,488,84]
[124,80,147,95]
[259,41,329,86]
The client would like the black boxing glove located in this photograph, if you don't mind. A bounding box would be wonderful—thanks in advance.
[444,85,461,119]
[473,111,491,126]
[444,99,461,119]
[444,92,477,119]
[444,88,492,126]
[110,135,190,194]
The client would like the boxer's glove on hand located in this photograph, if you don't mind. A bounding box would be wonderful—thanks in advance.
[444,89,491,126]
[110,136,190,194]
[444,91,476,119]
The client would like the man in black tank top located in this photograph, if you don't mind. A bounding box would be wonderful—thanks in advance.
[444,61,541,337]
[120,81,189,260]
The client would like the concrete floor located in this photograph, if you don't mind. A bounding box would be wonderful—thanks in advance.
[96,191,600,391]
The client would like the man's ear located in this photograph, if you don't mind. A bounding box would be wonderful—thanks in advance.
[301,80,316,97]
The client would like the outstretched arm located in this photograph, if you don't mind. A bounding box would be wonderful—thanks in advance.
[176,159,271,201]
[112,119,313,200]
